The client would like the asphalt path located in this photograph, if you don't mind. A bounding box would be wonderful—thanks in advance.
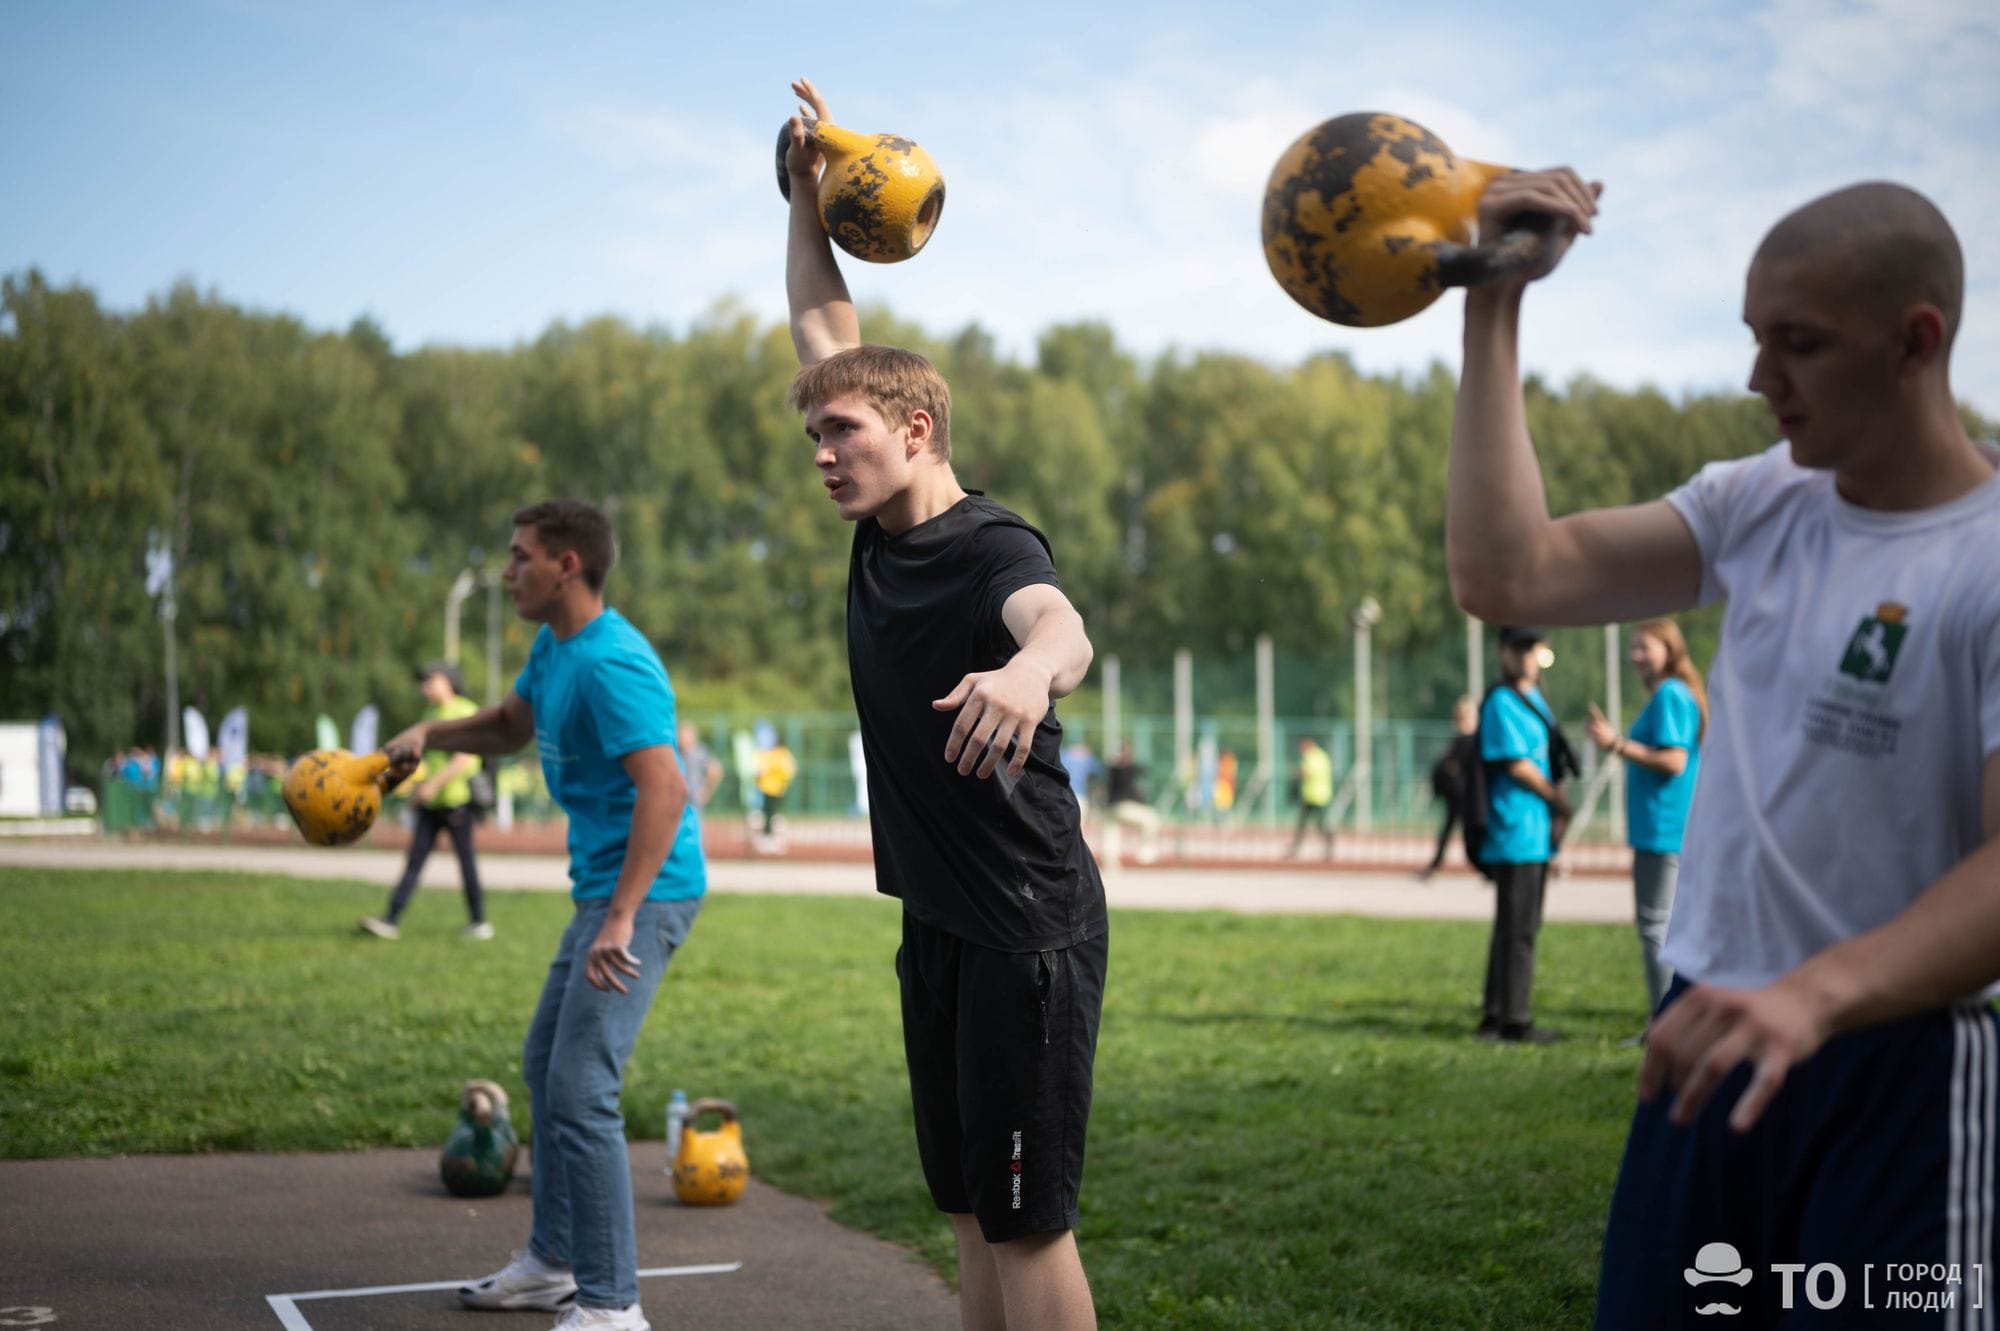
[1,1149,956,1330]
[0,840,1637,924]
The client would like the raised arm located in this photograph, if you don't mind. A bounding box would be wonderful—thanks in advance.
[1447,169,1704,626]
[785,77,861,366]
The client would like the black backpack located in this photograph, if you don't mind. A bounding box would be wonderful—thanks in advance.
[1461,685,1581,879]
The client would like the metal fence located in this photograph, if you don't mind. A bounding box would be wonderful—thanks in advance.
[94,622,1650,844]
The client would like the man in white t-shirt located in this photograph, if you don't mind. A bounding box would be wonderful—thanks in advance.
[1446,171,2000,1327]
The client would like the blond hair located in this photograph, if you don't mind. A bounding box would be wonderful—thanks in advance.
[788,345,953,460]
[1634,617,1708,742]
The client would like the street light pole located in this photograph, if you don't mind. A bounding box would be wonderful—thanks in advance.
[443,568,476,664]
[1466,613,1483,701]
[485,571,503,706]
[1353,596,1382,831]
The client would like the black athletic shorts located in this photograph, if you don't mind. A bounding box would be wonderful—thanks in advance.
[896,911,1108,1243]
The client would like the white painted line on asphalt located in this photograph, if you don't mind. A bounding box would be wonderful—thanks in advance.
[265,1262,742,1328]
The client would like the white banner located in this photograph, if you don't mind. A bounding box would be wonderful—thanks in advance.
[38,714,67,816]
[217,707,249,772]
[350,704,380,755]
[182,707,211,760]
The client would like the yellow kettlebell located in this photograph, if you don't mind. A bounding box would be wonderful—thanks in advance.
[1262,112,1551,327]
[282,748,400,847]
[672,1098,749,1206]
[776,117,945,264]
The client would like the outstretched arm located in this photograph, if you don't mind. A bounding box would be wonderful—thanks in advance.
[785,77,860,366]
[385,690,534,781]
[934,584,1093,780]
[1447,169,1704,626]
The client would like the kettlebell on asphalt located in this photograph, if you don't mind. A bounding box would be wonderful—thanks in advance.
[440,1079,521,1198]
[1262,111,1552,327]
[282,747,404,846]
[776,117,945,263]
[672,1098,750,1206]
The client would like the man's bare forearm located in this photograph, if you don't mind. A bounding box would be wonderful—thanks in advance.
[1782,835,2000,1034]
[1016,607,1096,699]
[419,702,528,757]
[788,180,860,365]
[1448,287,1558,619]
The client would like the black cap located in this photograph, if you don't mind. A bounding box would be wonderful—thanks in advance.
[420,661,468,695]
[1497,625,1547,648]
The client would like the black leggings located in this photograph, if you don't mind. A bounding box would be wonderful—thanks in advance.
[385,804,484,924]
[1425,799,1463,872]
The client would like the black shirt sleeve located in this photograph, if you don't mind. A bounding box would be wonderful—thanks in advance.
[971,521,1061,664]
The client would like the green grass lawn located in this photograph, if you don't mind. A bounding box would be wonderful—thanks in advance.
[0,868,1650,1329]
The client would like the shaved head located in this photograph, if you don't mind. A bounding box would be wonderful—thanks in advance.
[1754,182,1963,346]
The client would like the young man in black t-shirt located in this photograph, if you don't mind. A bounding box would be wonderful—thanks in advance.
[784,77,1108,1330]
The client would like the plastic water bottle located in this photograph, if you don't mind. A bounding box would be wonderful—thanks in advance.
[664,1089,688,1175]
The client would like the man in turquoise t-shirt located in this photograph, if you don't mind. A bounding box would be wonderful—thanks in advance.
[1477,626,1575,1045]
[387,499,702,1331]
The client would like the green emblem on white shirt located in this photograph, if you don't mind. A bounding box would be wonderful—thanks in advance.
[1837,602,1909,683]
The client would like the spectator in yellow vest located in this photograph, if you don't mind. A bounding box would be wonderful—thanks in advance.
[361,663,489,940]
[753,739,799,850]
[1288,737,1336,859]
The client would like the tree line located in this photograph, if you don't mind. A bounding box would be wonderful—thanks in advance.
[8,269,1987,775]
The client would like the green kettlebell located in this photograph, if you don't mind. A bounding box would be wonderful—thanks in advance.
[440,1079,520,1198]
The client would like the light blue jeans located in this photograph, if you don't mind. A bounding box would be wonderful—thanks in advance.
[524,895,700,1309]
[1632,851,1679,1015]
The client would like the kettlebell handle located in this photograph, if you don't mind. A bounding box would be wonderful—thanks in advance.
[685,1097,738,1126]
[773,118,829,203]
[1435,213,1557,290]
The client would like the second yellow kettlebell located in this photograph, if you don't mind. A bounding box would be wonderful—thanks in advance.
[672,1098,750,1206]
[777,118,945,264]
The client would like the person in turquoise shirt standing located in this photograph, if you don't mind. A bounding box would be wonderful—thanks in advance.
[1478,625,1578,1044]
[1587,618,1707,1026]
[386,499,703,1331]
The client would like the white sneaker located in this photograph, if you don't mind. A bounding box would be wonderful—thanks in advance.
[552,1304,649,1330]
[462,921,496,941]
[358,916,400,940]
[458,1248,578,1311]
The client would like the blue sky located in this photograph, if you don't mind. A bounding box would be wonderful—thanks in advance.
[6,0,1997,414]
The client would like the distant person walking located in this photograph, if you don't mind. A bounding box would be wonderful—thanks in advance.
[1417,696,1480,880]
[361,662,489,941]
[1063,740,1100,822]
[1286,736,1335,859]
[1106,741,1162,864]
[1586,619,1707,1020]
